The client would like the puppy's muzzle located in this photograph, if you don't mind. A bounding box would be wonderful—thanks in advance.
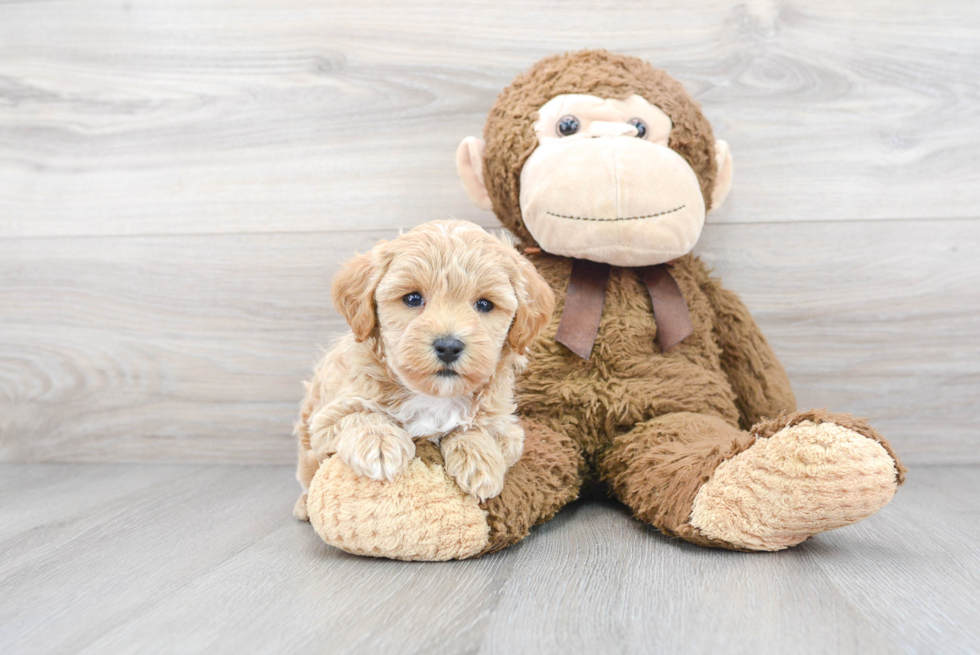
[433,336,465,364]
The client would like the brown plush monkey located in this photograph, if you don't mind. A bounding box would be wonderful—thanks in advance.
[304,50,905,560]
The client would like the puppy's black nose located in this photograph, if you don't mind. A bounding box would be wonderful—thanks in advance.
[433,336,465,364]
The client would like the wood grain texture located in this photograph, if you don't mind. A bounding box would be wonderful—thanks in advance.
[1,463,978,654]
[0,0,978,238]
[1,0,978,464]
[697,219,980,464]
[2,219,978,464]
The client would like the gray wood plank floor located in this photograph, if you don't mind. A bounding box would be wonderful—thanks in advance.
[1,463,978,655]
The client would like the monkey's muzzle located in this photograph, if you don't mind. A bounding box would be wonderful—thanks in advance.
[519,137,706,267]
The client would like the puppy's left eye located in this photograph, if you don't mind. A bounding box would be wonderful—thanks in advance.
[403,292,424,307]
[628,118,647,139]
[474,298,494,313]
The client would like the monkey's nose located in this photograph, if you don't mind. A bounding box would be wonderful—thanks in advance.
[433,336,465,364]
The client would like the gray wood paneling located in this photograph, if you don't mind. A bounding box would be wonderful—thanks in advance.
[1,219,977,464]
[0,0,978,238]
[698,219,980,464]
[0,0,977,464]
[0,232,358,463]
[0,463,977,654]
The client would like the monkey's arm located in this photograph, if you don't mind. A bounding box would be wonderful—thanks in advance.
[698,272,797,429]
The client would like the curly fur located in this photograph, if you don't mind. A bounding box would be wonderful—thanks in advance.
[294,220,555,507]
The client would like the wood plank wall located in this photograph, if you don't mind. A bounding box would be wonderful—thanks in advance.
[2,0,978,464]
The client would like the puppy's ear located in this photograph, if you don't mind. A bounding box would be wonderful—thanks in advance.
[508,257,555,355]
[331,244,391,342]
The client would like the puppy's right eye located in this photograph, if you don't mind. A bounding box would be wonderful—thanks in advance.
[403,292,424,308]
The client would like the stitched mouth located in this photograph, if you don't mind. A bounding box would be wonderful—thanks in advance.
[436,369,459,378]
[546,205,685,222]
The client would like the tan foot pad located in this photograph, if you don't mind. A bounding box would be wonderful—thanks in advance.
[306,456,490,561]
[690,420,899,551]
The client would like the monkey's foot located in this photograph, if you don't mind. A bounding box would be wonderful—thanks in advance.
[306,447,491,561]
[689,412,905,551]
[305,420,583,561]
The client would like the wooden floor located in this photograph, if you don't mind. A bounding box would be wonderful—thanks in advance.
[1,463,978,655]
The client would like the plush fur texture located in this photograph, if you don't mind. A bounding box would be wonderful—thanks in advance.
[307,441,491,561]
[480,417,585,554]
[305,421,585,561]
[750,408,908,484]
[469,51,903,556]
[690,417,900,550]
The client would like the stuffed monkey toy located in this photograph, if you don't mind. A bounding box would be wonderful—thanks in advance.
[302,50,905,559]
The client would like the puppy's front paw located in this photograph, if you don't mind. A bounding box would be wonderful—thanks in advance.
[442,433,507,502]
[335,421,415,482]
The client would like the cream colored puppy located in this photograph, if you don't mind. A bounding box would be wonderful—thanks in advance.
[294,220,554,519]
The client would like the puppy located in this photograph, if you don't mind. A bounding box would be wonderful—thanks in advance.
[293,220,555,520]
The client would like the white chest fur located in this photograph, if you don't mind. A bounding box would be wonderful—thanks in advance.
[390,393,474,439]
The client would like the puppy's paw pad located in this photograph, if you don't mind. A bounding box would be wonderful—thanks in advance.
[691,420,899,550]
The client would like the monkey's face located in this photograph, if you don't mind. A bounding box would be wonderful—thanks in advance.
[457,63,734,267]
[517,94,708,267]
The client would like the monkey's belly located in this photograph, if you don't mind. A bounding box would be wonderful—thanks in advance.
[517,350,740,457]
[521,253,738,454]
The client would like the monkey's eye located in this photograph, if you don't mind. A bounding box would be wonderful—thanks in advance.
[474,298,494,313]
[403,292,424,307]
[556,115,580,137]
[628,118,648,139]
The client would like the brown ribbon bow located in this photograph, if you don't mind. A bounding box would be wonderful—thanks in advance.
[554,258,693,360]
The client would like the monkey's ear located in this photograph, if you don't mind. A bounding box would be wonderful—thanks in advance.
[508,258,556,355]
[711,140,734,211]
[456,137,494,211]
[331,245,390,342]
